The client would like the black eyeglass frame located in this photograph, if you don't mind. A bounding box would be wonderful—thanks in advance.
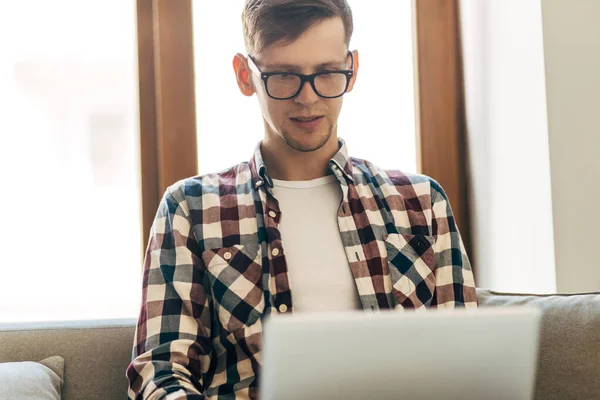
[246,51,355,100]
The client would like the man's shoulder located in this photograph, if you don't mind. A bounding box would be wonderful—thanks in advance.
[164,161,253,203]
[349,156,438,198]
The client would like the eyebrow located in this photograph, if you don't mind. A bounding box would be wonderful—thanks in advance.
[262,59,348,71]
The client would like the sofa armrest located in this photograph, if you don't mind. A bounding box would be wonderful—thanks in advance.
[477,289,600,400]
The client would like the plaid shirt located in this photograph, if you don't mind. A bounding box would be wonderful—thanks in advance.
[127,139,478,400]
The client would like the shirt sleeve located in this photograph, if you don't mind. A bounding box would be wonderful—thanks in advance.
[127,187,212,399]
[428,178,478,308]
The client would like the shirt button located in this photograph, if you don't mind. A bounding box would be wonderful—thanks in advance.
[278,304,288,313]
[272,248,280,257]
[224,252,232,260]
[268,211,277,218]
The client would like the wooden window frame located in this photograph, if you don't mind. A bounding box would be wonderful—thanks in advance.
[136,0,471,261]
[137,0,198,253]
[413,0,471,254]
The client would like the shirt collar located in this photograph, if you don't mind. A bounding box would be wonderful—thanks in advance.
[249,138,354,190]
[328,138,355,183]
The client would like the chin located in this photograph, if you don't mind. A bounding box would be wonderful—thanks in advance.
[280,120,334,153]
[283,130,332,153]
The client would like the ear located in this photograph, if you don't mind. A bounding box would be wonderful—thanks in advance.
[233,53,256,97]
[346,50,359,93]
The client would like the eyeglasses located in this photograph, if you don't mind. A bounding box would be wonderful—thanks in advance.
[247,52,354,100]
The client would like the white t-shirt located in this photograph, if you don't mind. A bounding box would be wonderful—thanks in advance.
[272,175,362,313]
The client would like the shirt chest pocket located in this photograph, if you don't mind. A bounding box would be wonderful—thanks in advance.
[201,243,265,334]
[384,233,436,308]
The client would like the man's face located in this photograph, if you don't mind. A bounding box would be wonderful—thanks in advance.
[247,17,357,153]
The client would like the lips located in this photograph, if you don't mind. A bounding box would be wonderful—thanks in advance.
[291,116,323,122]
[290,115,325,130]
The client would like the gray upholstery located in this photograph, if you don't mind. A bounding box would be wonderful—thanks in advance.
[0,319,136,400]
[1,291,600,400]
[478,289,600,400]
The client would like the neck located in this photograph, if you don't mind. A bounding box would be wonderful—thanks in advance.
[261,133,340,181]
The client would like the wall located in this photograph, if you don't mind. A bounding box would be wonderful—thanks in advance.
[541,0,600,293]
[460,0,600,293]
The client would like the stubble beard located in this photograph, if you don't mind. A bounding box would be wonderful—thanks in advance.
[279,118,334,153]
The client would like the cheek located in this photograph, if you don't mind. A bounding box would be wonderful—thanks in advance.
[252,79,274,115]
[327,98,344,119]
[254,89,273,117]
[265,101,285,122]
[257,95,289,127]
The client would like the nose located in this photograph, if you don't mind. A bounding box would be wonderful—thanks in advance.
[294,81,319,106]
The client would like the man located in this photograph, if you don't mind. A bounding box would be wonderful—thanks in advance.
[127,0,477,398]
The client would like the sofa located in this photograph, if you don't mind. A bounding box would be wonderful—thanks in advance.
[1,289,599,400]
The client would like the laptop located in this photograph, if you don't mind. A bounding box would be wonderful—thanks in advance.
[260,307,541,400]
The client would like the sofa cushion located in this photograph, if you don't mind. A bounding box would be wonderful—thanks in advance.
[0,319,136,400]
[0,356,64,400]
[477,289,600,400]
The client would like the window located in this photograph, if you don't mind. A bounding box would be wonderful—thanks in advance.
[0,1,142,322]
[193,0,416,174]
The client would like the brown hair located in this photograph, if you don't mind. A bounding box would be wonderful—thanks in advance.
[242,0,354,55]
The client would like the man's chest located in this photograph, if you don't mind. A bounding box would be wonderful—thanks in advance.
[271,178,361,312]
[195,184,437,324]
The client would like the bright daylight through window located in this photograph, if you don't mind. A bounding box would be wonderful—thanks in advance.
[193,0,416,174]
[0,1,141,322]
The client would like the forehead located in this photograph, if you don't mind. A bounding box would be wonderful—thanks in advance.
[257,17,348,70]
